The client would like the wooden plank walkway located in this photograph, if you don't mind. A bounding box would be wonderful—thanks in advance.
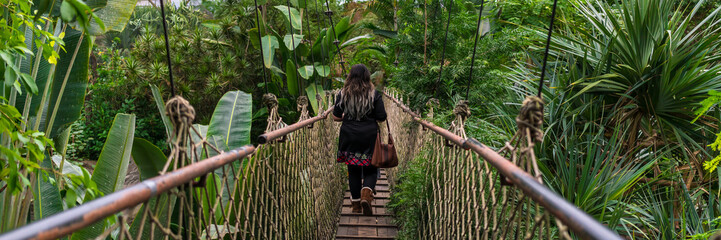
[336,169,398,239]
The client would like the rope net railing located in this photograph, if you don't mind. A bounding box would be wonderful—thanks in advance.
[381,89,621,240]
[0,93,344,240]
[2,88,622,240]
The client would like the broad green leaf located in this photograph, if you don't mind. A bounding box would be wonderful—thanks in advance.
[362,22,397,38]
[87,0,138,35]
[191,124,214,158]
[314,63,330,77]
[283,34,303,50]
[32,0,55,19]
[33,154,63,221]
[274,5,302,30]
[60,1,77,23]
[15,30,53,120]
[45,28,92,138]
[310,29,327,58]
[295,43,310,57]
[71,113,135,240]
[207,91,252,152]
[286,60,299,96]
[53,127,72,172]
[150,84,171,139]
[305,82,325,115]
[261,35,279,69]
[334,16,351,38]
[128,194,176,240]
[269,65,285,76]
[297,65,314,79]
[131,138,167,181]
[51,155,83,176]
[290,0,306,8]
[195,175,221,223]
[84,0,108,8]
[248,28,260,49]
[341,34,373,48]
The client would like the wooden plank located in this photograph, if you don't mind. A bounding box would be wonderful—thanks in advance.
[344,192,390,199]
[343,198,390,205]
[336,168,397,240]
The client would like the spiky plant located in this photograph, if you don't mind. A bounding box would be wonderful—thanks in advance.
[545,0,721,154]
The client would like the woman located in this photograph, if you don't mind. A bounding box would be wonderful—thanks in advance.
[333,64,387,216]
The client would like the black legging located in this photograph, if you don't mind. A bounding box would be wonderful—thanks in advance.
[347,165,378,199]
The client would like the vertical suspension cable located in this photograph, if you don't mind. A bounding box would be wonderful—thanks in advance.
[537,0,559,98]
[323,0,347,75]
[253,0,270,94]
[286,2,304,95]
[466,0,485,100]
[311,0,330,90]
[432,0,452,98]
[158,0,175,96]
[302,0,320,93]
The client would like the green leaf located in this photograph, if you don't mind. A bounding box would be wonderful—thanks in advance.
[60,1,77,23]
[33,154,63,221]
[261,35,279,69]
[283,34,303,50]
[207,91,252,153]
[87,0,138,35]
[297,65,314,79]
[305,82,325,115]
[45,28,92,138]
[285,60,299,96]
[150,84,171,139]
[363,23,397,38]
[314,63,330,77]
[248,28,260,49]
[295,43,310,57]
[341,34,372,48]
[71,113,135,240]
[290,0,306,8]
[15,29,53,120]
[274,5,302,31]
[84,0,109,8]
[334,16,351,38]
[131,138,167,181]
[32,0,54,19]
[128,194,175,240]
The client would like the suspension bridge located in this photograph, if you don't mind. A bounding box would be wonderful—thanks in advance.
[0,0,628,238]
[0,89,621,240]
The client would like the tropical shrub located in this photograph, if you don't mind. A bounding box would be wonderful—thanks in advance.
[0,0,140,234]
[68,46,166,161]
[493,0,721,238]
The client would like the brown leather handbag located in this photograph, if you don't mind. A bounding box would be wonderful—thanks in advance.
[371,121,398,168]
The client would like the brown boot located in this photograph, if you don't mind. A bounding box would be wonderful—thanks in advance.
[360,187,374,216]
[351,199,362,213]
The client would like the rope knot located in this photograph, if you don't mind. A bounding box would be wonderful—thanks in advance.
[516,96,544,143]
[453,100,471,120]
[297,96,309,111]
[426,98,440,108]
[165,96,195,130]
[263,93,278,108]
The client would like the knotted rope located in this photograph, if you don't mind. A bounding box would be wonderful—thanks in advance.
[516,96,544,143]
[297,96,311,121]
[450,100,469,139]
[426,98,439,118]
[264,93,288,134]
[162,96,196,173]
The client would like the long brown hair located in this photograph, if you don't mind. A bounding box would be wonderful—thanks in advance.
[339,64,375,120]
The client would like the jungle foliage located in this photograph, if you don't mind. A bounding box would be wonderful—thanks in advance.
[386,0,721,239]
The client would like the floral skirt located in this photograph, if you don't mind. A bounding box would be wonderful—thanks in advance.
[336,151,372,166]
